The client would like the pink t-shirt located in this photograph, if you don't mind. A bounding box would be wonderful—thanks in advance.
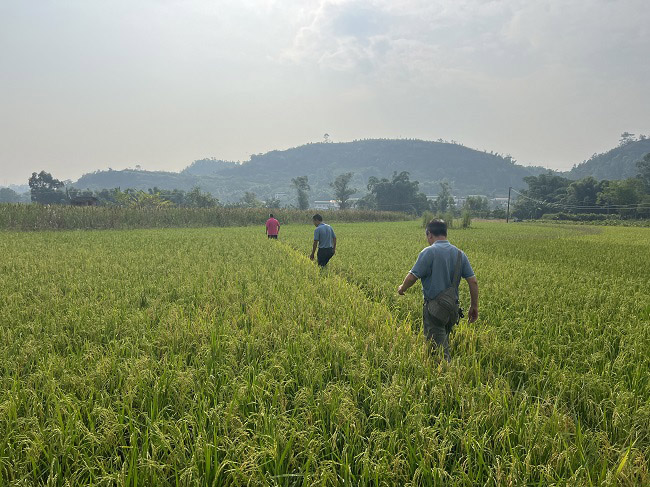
[266,218,280,235]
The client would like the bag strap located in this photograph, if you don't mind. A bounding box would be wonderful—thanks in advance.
[452,249,463,289]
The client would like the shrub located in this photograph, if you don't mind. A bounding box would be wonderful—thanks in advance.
[461,210,472,228]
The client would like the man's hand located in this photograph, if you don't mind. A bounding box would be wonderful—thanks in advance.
[309,253,315,261]
[466,276,479,323]
[398,273,417,295]
[468,305,479,323]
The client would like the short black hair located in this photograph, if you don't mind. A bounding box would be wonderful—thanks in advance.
[312,214,323,222]
[426,219,447,237]
[269,213,274,218]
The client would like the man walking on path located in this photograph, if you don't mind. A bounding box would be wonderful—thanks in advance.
[397,219,478,361]
[266,214,280,239]
[310,214,336,267]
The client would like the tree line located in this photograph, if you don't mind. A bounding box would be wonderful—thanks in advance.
[512,153,650,220]
[3,169,505,220]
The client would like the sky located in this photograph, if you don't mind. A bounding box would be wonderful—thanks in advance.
[1,0,649,185]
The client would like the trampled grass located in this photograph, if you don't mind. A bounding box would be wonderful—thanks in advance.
[0,222,648,485]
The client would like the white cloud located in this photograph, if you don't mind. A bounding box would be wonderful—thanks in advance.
[279,0,650,84]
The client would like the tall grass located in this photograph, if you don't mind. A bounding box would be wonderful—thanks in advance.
[0,204,408,231]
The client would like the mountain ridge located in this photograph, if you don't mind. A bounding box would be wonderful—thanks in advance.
[73,139,547,202]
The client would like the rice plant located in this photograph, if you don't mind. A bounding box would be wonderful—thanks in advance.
[0,222,647,485]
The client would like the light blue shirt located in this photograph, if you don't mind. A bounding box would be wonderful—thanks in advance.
[314,223,336,248]
[410,240,474,300]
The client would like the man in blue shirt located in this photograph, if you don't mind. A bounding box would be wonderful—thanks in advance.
[310,214,336,267]
[398,219,479,361]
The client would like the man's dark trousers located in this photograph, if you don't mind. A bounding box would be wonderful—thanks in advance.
[317,247,334,267]
[422,301,451,361]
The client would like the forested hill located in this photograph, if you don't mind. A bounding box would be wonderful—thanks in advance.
[566,138,650,181]
[74,139,547,201]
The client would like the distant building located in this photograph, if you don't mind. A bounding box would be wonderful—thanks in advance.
[70,196,99,207]
[313,200,339,210]
[490,197,509,209]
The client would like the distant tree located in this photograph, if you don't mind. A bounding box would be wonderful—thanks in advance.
[0,187,21,203]
[28,171,67,204]
[354,193,376,210]
[637,153,650,193]
[523,172,571,200]
[239,192,262,208]
[291,176,310,210]
[619,132,636,146]
[149,187,186,206]
[330,172,357,210]
[115,189,173,209]
[433,182,455,213]
[597,178,644,218]
[264,196,281,209]
[511,172,570,219]
[366,171,429,214]
[463,196,489,217]
[185,187,219,208]
[565,177,605,208]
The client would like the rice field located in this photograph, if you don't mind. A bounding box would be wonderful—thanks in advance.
[0,221,648,485]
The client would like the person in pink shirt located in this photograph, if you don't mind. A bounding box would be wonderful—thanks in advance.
[265,213,280,239]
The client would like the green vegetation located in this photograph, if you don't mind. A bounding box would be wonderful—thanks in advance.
[567,135,650,181]
[72,139,547,201]
[291,176,311,211]
[330,173,357,210]
[0,205,407,231]
[1,221,648,485]
[513,162,650,220]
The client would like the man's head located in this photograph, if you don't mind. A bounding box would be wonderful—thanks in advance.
[425,219,447,244]
[312,214,323,226]
[269,213,274,218]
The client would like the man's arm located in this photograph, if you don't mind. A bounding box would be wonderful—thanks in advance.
[332,236,336,253]
[466,276,479,323]
[310,240,318,260]
[397,272,418,295]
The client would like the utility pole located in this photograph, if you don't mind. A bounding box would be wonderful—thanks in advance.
[506,186,512,223]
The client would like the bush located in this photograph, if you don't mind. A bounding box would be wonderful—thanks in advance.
[421,211,434,228]
[442,211,455,229]
[461,210,472,228]
[540,213,608,222]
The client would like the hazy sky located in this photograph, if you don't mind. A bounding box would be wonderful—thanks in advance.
[1,0,649,185]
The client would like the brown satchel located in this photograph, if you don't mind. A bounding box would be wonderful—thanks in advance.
[426,249,463,328]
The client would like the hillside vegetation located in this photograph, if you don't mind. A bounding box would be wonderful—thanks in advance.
[567,137,650,181]
[73,139,546,202]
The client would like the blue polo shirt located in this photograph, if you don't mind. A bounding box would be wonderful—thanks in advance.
[410,240,474,300]
[314,223,336,248]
